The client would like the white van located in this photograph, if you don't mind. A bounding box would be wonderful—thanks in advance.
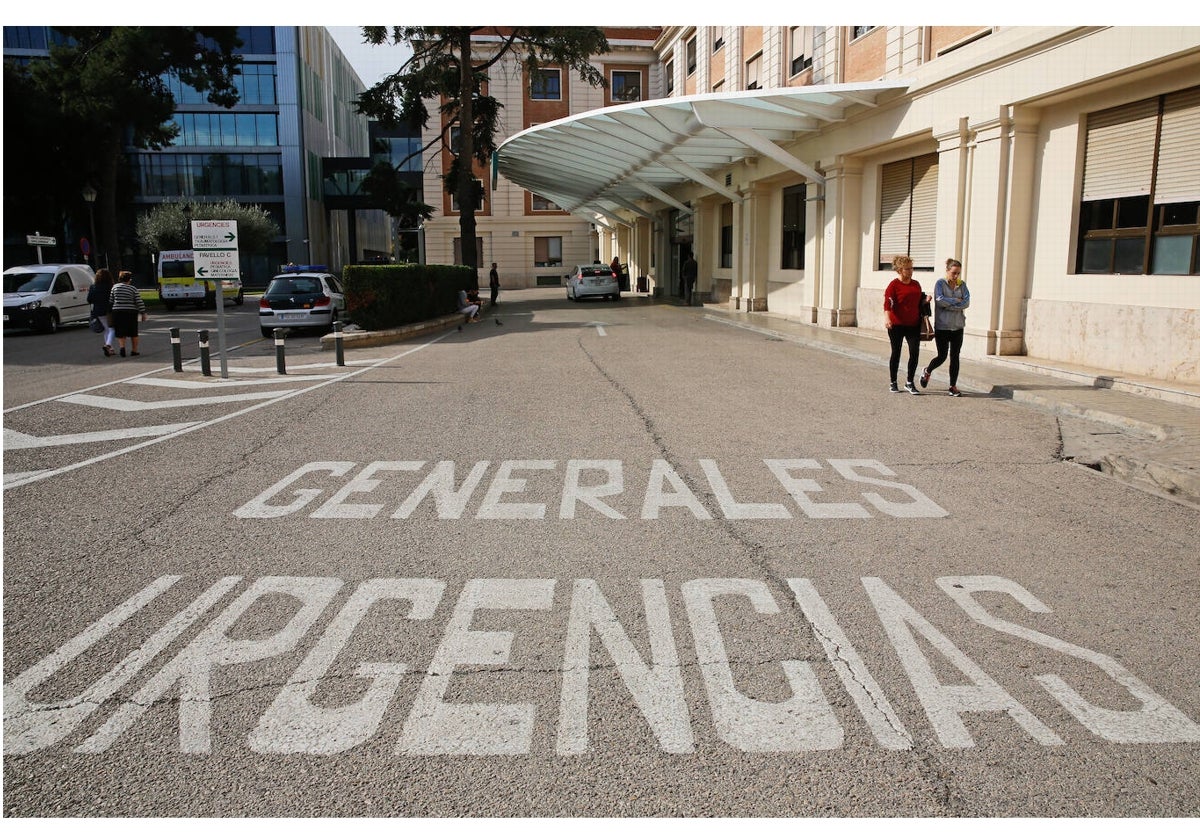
[156,249,244,310]
[3,263,95,333]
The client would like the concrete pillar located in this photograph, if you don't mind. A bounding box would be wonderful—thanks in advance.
[693,198,715,303]
[740,185,770,311]
[963,106,1039,356]
[816,158,862,326]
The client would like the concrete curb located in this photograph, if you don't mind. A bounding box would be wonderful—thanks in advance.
[319,312,469,351]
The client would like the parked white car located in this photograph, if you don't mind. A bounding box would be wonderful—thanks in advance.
[3,263,95,333]
[565,263,620,301]
[258,268,346,336]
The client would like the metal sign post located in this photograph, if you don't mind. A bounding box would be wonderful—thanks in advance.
[27,232,56,264]
[190,221,239,379]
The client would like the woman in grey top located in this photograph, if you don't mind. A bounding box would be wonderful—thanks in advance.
[919,258,970,396]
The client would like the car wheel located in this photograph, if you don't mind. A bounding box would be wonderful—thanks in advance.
[615,292,621,301]
[261,326,272,338]
[41,310,60,334]
[234,291,244,306]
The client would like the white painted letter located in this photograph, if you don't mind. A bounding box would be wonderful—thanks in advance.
[787,578,912,749]
[699,460,790,519]
[640,459,711,520]
[828,460,947,518]
[477,460,556,519]
[766,459,870,519]
[560,460,625,519]
[392,460,490,519]
[397,579,555,755]
[939,575,1200,743]
[682,579,842,751]
[233,461,356,518]
[557,579,693,754]
[310,461,425,519]
[4,576,239,754]
[862,577,1062,748]
[249,579,445,754]
[77,577,343,754]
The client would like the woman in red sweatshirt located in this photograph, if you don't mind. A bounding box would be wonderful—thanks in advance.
[883,255,930,394]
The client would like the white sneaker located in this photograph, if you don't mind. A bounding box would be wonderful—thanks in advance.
[904,382,920,395]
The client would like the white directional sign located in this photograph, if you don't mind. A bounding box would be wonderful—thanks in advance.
[194,249,240,280]
[191,219,239,379]
[26,234,57,246]
[190,219,238,249]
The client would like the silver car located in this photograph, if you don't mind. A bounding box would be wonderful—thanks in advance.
[565,263,620,301]
[258,269,345,336]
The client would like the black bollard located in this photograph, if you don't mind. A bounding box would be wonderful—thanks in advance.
[274,328,286,375]
[198,329,211,377]
[333,320,345,367]
[170,327,182,372]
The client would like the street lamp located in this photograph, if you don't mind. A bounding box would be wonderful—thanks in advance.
[81,184,98,268]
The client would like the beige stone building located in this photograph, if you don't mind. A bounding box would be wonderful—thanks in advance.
[419,28,662,288]
[496,26,1200,385]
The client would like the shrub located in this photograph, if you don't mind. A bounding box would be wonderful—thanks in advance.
[343,263,476,330]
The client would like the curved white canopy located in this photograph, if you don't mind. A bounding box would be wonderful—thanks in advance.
[496,81,907,225]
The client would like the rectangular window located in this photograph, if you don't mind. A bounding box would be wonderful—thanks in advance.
[713,35,725,53]
[781,185,806,269]
[531,193,562,211]
[720,202,734,268]
[453,237,485,268]
[789,27,814,76]
[450,180,484,212]
[686,36,697,76]
[878,152,939,270]
[665,60,675,94]
[612,70,642,103]
[745,53,762,91]
[1078,86,1200,275]
[534,236,563,267]
[851,26,875,40]
[530,68,562,100]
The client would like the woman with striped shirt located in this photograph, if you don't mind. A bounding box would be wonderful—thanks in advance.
[108,270,147,357]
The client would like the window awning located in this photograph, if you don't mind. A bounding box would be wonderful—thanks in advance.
[495,81,907,226]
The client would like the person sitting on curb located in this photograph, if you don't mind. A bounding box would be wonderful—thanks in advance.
[458,287,481,323]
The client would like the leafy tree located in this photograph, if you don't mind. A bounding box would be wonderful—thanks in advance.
[12,27,243,270]
[136,200,281,254]
[362,161,434,230]
[356,26,609,279]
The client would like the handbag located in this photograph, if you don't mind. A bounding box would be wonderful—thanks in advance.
[920,315,935,342]
[90,316,104,334]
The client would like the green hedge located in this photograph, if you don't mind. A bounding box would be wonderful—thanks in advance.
[343,264,477,330]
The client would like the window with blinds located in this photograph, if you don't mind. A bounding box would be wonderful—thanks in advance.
[878,153,939,270]
[1078,86,1200,275]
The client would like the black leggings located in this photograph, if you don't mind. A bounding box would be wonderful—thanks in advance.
[887,323,921,384]
[925,329,964,386]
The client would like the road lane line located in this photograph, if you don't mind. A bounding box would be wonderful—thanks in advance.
[60,391,297,411]
[3,332,451,490]
[4,423,199,451]
[133,375,339,389]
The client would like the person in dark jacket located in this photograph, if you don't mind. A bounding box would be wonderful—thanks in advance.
[88,268,116,356]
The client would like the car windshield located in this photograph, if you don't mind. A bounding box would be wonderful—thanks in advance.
[267,277,322,295]
[3,272,53,294]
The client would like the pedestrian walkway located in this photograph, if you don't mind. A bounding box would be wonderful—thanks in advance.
[693,300,1200,509]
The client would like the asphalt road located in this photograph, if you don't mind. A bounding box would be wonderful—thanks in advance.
[3,288,1198,817]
